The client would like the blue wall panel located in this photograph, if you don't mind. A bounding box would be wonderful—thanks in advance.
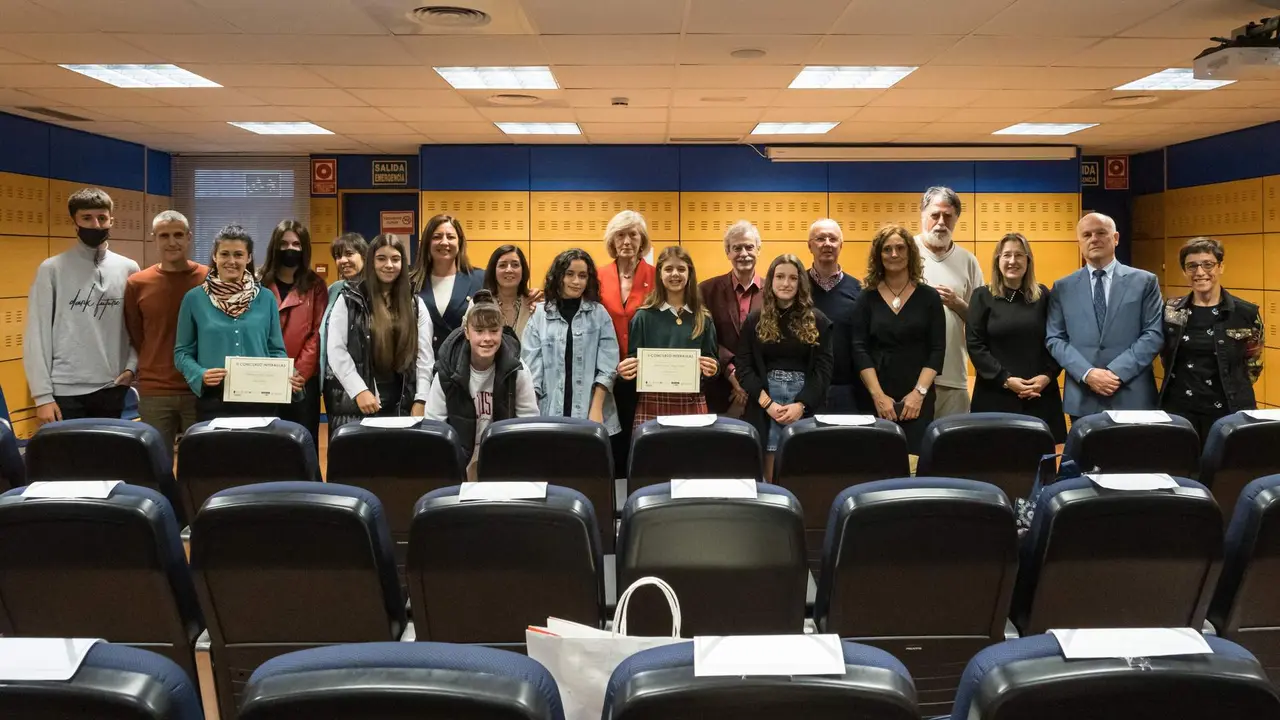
[336,154,419,190]
[146,149,171,196]
[975,158,1079,193]
[421,145,529,190]
[0,112,51,177]
[678,145,828,192]
[1130,150,1163,196]
[48,126,145,191]
[1167,121,1280,189]
[531,146,679,191]
[827,160,975,193]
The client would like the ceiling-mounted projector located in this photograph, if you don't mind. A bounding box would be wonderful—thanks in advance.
[1194,16,1280,79]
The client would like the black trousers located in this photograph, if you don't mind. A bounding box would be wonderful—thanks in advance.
[195,387,284,423]
[55,385,129,420]
[279,375,321,453]
[610,378,637,479]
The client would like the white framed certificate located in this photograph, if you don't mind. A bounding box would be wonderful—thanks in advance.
[637,348,700,393]
[223,356,293,404]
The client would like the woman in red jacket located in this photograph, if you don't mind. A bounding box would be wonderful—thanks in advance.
[260,219,328,451]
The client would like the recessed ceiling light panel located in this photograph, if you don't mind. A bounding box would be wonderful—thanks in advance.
[59,64,221,88]
[751,122,839,135]
[435,66,559,90]
[495,122,581,135]
[1115,68,1235,91]
[992,122,1098,136]
[788,66,917,89]
[229,122,333,135]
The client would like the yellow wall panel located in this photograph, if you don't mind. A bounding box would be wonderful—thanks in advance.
[1165,178,1264,237]
[1264,175,1280,233]
[1269,349,1280,407]
[143,193,170,225]
[311,242,333,284]
[310,197,339,243]
[465,240,530,279]
[111,240,146,268]
[681,192,827,242]
[421,191,529,242]
[47,180,78,238]
[0,172,49,237]
[1266,291,1280,349]
[530,192,679,242]
[1217,234,1266,291]
[679,241,731,284]
[1131,193,1165,241]
[976,240,1080,287]
[11,410,38,441]
[827,192,976,242]
[526,240,606,287]
[1165,236,1192,288]
[0,236,48,300]
[0,298,25,363]
[108,188,144,241]
[1265,233,1280,291]
[0,358,33,411]
[974,193,1080,242]
[1130,239,1164,280]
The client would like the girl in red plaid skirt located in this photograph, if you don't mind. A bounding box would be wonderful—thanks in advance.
[617,246,720,427]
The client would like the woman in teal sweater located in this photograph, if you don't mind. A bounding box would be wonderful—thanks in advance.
[174,225,292,422]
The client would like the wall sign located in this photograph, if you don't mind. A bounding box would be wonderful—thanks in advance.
[380,210,415,237]
[1081,161,1099,187]
[311,158,336,195]
[372,160,409,186]
[1104,156,1129,191]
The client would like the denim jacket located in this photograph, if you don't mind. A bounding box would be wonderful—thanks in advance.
[521,300,621,435]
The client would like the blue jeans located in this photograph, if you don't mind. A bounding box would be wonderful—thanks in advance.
[766,369,807,452]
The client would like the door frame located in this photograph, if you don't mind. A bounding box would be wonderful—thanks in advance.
[336,188,421,241]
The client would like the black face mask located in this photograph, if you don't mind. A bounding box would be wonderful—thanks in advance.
[77,226,109,248]
[278,248,303,268]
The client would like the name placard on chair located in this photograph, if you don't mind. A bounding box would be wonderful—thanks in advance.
[694,635,845,677]
[22,481,121,499]
[459,482,548,502]
[208,417,276,430]
[359,417,423,429]
[1104,410,1172,424]
[0,638,101,680]
[1049,628,1211,659]
[670,479,758,499]
[1085,473,1178,491]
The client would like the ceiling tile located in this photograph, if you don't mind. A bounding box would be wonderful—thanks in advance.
[934,107,1041,123]
[519,0,686,34]
[0,48,39,63]
[347,88,470,107]
[670,107,764,123]
[0,89,62,106]
[573,106,670,122]
[380,106,488,122]
[826,120,928,137]
[143,121,252,136]
[1054,38,1214,67]
[686,0,851,34]
[666,122,752,137]
[911,122,1009,135]
[182,106,308,122]
[1163,90,1279,109]
[678,34,821,66]
[976,0,1182,37]
[897,65,1142,90]
[589,134,668,144]
[81,106,202,122]
[21,88,170,107]
[425,134,512,144]
[542,34,679,66]
[772,89,883,107]
[319,121,417,135]
[758,106,860,122]
[31,0,238,33]
[179,64,335,89]
[395,34,549,66]
[932,36,1099,67]
[119,34,421,65]
[670,89,780,107]
[286,106,396,122]
[0,64,107,88]
[191,0,389,34]
[475,107,578,122]
[307,65,451,90]
[1110,108,1232,124]
[833,0,1015,35]
[565,89,673,107]
[554,65,676,89]
[849,105,953,123]
[409,121,503,135]
[141,88,270,108]
[1,0,97,32]
[580,122,668,134]
[1025,108,1145,122]
[0,33,160,63]
[866,88,988,108]
[1118,0,1265,39]
[675,65,802,89]
[967,89,1097,107]
[240,88,366,107]
[807,34,961,65]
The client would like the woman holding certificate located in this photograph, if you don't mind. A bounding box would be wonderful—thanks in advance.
[617,246,719,426]
[174,225,294,422]
[325,234,435,431]
[735,254,834,480]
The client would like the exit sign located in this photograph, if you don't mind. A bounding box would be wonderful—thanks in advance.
[372,160,408,186]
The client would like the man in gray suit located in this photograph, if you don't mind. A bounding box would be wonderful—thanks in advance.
[1046,212,1164,419]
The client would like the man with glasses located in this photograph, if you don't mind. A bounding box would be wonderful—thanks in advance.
[1046,212,1164,420]
[807,218,864,412]
[700,220,764,417]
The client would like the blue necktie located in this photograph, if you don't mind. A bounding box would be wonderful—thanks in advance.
[1092,268,1107,332]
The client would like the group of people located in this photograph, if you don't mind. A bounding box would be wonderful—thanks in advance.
[24,185,1264,481]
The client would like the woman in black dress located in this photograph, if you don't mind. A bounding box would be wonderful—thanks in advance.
[852,224,946,454]
[966,233,1066,443]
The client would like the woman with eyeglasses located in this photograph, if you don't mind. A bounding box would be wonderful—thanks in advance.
[1158,236,1263,446]
[966,233,1065,442]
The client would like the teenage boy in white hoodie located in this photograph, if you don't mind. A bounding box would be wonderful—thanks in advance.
[24,187,140,424]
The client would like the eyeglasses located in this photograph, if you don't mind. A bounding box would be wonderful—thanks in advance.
[1183,260,1220,273]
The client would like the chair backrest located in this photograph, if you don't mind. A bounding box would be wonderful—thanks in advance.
[617,482,807,636]
[25,419,180,521]
[951,634,1280,720]
[1011,475,1223,635]
[815,477,1018,714]
[0,484,202,680]
[477,417,615,552]
[773,418,910,569]
[407,484,605,644]
[1210,474,1280,681]
[916,413,1057,500]
[0,419,24,491]
[1200,413,1280,517]
[627,418,762,497]
[1063,412,1200,477]
[239,642,564,720]
[603,640,918,720]
[0,643,202,720]
[177,420,318,520]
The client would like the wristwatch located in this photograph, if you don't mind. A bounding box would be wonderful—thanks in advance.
[915,384,928,396]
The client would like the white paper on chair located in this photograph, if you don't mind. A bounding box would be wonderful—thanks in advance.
[1244,409,1280,421]
[656,414,716,428]
[1104,410,1172,424]
[207,416,276,430]
[694,635,845,677]
[671,479,758,499]
[815,414,877,426]
[0,638,102,680]
[1086,473,1178,491]
[459,482,548,502]
[359,416,422,429]
[1049,628,1212,660]
[22,481,121,499]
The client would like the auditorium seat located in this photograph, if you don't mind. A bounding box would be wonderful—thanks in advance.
[1063,412,1200,477]
[773,417,910,571]
[0,642,202,720]
[1200,412,1280,517]
[477,416,615,552]
[0,484,203,681]
[25,419,182,521]
[617,482,806,636]
[239,642,564,720]
[190,482,405,719]
[1011,475,1223,635]
[327,419,465,570]
[814,477,1018,714]
[627,417,762,497]
[407,484,605,644]
[951,634,1280,720]
[177,419,318,520]
[0,419,23,491]
[603,640,918,720]
[1210,474,1280,682]
[916,413,1056,501]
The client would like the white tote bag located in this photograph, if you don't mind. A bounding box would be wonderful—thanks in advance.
[526,576,685,720]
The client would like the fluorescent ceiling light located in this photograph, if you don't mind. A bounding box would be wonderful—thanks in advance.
[58,64,221,88]
[993,122,1098,136]
[228,122,333,135]
[495,122,581,135]
[788,66,917,89]
[751,122,839,135]
[1115,68,1235,91]
[434,66,559,90]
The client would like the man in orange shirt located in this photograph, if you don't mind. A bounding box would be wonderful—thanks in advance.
[123,211,209,457]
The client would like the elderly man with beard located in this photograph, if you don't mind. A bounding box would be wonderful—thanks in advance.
[914,186,984,418]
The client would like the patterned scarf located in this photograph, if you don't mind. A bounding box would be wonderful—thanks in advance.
[203,271,258,318]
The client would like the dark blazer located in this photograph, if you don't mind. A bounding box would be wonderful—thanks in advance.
[699,271,763,413]
[734,307,834,443]
[1158,289,1263,412]
[418,268,485,352]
